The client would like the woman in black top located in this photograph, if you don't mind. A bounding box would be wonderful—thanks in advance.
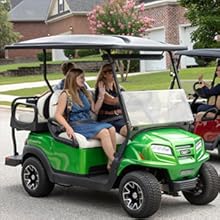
[95,64,127,136]
[196,65,220,112]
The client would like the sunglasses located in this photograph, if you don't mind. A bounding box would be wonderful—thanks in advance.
[103,69,113,74]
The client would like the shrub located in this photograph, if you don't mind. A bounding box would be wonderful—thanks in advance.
[77,49,100,57]
[64,49,75,59]
[37,52,52,61]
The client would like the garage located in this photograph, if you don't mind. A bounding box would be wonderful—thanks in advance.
[140,27,166,72]
[179,25,197,68]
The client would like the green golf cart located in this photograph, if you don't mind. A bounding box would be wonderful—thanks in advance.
[5,35,219,218]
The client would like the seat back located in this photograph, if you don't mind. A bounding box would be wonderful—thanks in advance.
[11,92,51,131]
[49,90,62,118]
[37,92,52,121]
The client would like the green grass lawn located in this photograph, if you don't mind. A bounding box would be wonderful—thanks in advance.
[0,71,97,85]
[0,66,218,105]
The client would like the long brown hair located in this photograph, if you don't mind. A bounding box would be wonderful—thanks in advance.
[64,68,92,106]
[95,63,115,89]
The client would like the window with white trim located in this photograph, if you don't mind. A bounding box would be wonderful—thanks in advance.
[58,0,64,13]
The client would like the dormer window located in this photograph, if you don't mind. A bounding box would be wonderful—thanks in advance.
[58,0,64,13]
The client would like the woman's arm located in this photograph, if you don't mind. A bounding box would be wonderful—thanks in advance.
[55,92,76,139]
[103,93,119,105]
[92,82,105,114]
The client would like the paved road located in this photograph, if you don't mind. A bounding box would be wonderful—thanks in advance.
[1,108,220,220]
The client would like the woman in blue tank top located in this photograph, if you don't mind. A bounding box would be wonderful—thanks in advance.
[55,68,116,170]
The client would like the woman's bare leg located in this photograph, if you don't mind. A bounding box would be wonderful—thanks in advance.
[119,125,127,137]
[95,128,115,163]
[108,126,117,151]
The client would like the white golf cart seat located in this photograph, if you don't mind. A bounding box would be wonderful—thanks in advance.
[18,92,51,123]
[48,90,125,148]
[10,92,51,131]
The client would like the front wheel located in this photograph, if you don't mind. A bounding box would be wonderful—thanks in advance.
[22,157,54,197]
[183,163,219,205]
[119,171,161,218]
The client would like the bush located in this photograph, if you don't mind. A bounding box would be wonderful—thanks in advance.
[37,52,52,61]
[64,49,75,59]
[129,60,140,73]
[77,49,100,57]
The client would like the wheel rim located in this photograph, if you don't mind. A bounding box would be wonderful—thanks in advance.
[122,181,144,210]
[23,165,40,191]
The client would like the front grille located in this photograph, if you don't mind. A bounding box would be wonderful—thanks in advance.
[175,144,194,157]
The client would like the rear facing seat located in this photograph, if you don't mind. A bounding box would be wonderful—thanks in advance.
[18,92,51,123]
[48,90,125,148]
[10,92,51,131]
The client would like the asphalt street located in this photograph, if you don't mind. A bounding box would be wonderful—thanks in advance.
[1,107,220,220]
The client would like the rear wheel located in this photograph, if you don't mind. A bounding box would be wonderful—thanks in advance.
[22,157,54,197]
[183,163,219,205]
[119,171,161,218]
[217,143,220,159]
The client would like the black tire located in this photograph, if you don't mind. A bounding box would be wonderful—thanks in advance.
[183,163,219,205]
[217,144,220,159]
[22,157,54,197]
[119,171,161,218]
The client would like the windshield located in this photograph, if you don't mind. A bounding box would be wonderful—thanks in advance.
[122,89,193,127]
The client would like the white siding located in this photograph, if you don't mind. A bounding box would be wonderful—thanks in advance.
[179,25,197,68]
[140,28,166,72]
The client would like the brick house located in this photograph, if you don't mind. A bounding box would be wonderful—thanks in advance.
[8,0,195,69]
[8,0,105,60]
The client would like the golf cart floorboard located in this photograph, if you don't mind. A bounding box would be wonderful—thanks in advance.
[88,173,109,182]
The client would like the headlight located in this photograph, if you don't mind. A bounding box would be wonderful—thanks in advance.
[151,144,172,155]
[195,140,203,151]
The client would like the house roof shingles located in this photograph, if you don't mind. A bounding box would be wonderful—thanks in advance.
[9,0,51,21]
[66,0,105,12]
[10,0,23,9]
[9,0,105,22]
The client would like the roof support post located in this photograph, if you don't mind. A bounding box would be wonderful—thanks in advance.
[43,49,53,92]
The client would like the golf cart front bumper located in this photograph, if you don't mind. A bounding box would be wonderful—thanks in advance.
[5,154,22,166]
[162,177,198,192]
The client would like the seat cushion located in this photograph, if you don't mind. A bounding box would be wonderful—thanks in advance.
[59,132,125,149]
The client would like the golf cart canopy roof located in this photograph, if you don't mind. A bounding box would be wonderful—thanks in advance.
[5,34,187,51]
[175,49,220,58]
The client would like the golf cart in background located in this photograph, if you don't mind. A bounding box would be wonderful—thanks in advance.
[175,49,220,156]
[5,35,219,218]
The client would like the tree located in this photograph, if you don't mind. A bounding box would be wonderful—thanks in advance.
[180,0,220,49]
[0,0,20,57]
[88,0,153,81]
